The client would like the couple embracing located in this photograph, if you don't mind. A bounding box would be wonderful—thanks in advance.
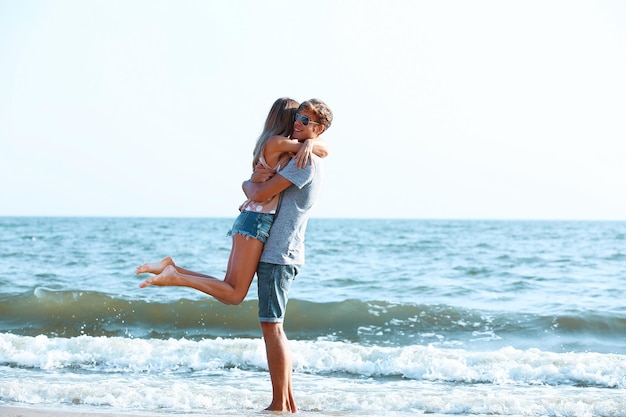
[136,97,333,412]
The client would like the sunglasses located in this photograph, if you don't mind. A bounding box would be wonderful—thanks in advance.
[294,113,320,126]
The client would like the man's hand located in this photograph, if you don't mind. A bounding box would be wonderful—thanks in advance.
[251,164,276,183]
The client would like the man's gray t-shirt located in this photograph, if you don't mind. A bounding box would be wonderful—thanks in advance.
[260,155,324,266]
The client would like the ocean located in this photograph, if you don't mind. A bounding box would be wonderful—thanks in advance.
[1,217,625,416]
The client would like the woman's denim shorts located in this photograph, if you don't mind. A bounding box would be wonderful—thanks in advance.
[228,211,275,243]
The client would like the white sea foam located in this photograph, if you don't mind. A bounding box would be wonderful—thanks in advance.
[2,333,626,388]
[2,363,626,416]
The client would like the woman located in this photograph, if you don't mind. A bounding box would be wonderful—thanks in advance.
[135,98,328,305]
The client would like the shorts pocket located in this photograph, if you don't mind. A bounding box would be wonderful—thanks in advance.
[279,265,298,292]
[236,212,249,228]
[280,275,293,293]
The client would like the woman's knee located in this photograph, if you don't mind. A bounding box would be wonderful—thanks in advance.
[223,290,247,305]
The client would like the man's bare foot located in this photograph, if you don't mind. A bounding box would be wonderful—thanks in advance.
[138,265,180,288]
[264,395,298,413]
[264,404,298,413]
[135,256,175,275]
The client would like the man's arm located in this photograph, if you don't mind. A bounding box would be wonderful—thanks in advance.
[242,173,293,202]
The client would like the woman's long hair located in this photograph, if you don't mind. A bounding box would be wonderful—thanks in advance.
[252,97,299,169]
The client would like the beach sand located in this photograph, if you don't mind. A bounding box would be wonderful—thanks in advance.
[0,406,138,417]
[0,407,110,416]
[0,406,206,417]
[0,406,261,417]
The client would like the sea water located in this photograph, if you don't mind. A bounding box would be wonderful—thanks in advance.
[0,217,625,416]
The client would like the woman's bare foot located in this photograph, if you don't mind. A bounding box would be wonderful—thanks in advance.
[138,265,180,288]
[135,257,175,275]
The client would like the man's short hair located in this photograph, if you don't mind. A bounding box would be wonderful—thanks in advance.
[299,99,333,132]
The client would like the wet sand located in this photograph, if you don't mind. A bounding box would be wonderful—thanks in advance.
[0,406,200,417]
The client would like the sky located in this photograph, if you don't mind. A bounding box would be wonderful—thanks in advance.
[1,0,625,220]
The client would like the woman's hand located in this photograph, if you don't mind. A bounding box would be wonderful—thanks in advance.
[294,139,315,168]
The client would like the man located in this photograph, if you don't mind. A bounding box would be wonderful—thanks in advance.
[242,98,333,412]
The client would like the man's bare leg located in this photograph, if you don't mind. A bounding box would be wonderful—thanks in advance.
[261,321,297,413]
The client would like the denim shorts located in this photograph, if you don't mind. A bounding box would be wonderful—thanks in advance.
[257,262,299,323]
[228,211,274,243]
